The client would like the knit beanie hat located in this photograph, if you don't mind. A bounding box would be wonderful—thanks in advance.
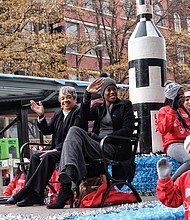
[100,77,117,97]
[164,82,182,100]
[100,72,109,78]
[184,90,190,97]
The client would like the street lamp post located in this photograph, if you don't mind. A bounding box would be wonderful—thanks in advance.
[75,44,103,80]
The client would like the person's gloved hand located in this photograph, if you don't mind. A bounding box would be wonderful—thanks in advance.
[171,94,180,111]
[88,132,102,142]
[156,158,172,180]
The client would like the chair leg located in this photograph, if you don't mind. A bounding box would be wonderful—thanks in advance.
[99,183,112,207]
[99,181,142,208]
[124,182,142,202]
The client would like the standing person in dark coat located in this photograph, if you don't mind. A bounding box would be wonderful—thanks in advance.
[47,77,135,209]
[7,86,87,207]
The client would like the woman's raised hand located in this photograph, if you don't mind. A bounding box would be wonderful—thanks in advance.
[30,100,44,117]
[86,78,105,94]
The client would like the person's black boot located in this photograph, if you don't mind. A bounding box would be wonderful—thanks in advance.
[7,186,30,204]
[46,182,73,209]
[16,194,44,207]
[16,190,44,207]
[59,165,77,184]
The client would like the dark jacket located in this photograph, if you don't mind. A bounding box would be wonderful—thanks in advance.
[81,93,135,160]
[37,105,87,151]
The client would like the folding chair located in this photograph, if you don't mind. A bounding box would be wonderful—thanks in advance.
[84,117,142,207]
[19,142,58,194]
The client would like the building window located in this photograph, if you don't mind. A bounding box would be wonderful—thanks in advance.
[85,26,97,55]
[174,13,181,32]
[38,24,47,33]
[102,0,111,14]
[177,46,184,63]
[66,22,79,53]
[187,17,190,34]
[65,0,75,5]
[124,0,134,18]
[83,0,94,10]
[23,22,35,33]
[154,4,164,27]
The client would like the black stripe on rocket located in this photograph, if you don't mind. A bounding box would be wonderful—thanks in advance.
[137,14,152,22]
[128,58,166,88]
[135,21,162,37]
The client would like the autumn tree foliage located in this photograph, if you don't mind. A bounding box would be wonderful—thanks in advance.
[156,0,190,88]
[0,0,137,82]
[0,0,190,87]
[70,0,137,83]
[0,0,70,78]
[72,0,190,85]
[165,30,190,87]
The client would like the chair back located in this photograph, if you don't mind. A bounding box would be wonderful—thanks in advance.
[132,117,141,156]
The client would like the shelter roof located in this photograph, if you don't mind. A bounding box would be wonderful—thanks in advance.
[0,73,129,115]
[0,73,88,105]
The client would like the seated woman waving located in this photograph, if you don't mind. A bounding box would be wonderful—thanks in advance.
[7,86,87,207]
[47,76,135,209]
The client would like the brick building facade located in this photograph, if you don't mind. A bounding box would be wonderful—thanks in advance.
[60,0,190,85]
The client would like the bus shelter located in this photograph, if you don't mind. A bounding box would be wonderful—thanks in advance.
[0,73,91,148]
[0,73,129,151]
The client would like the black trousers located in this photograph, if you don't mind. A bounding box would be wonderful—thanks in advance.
[25,151,61,196]
[59,126,117,181]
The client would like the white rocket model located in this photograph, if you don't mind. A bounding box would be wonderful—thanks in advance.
[128,0,166,153]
